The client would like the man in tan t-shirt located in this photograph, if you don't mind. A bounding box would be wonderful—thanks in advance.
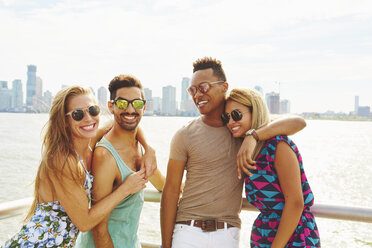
[160,57,306,248]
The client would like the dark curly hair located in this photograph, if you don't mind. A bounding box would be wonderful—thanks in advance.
[192,57,227,81]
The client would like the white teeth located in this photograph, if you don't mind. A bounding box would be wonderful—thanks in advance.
[198,100,208,106]
[82,124,94,130]
[124,116,135,120]
[232,126,240,131]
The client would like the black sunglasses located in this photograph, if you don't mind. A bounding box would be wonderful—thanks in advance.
[66,105,100,121]
[221,109,243,125]
[110,98,146,110]
[221,107,253,125]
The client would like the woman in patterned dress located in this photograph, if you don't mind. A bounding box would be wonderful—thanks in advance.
[2,86,147,248]
[222,88,320,248]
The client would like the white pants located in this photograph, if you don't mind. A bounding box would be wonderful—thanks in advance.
[171,222,240,248]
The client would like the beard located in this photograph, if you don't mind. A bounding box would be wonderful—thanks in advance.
[115,112,141,131]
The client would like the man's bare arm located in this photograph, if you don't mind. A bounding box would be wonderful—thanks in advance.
[149,168,166,192]
[137,127,157,179]
[161,159,185,248]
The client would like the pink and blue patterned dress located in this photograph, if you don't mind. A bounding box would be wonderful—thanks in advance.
[245,135,320,248]
[2,159,93,248]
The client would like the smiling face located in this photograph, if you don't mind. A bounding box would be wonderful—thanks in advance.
[109,86,145,131]
[66,93,99,141]
[190,68,227,116]
[225,100,252,138]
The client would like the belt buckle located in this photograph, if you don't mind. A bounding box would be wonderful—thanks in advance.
[201,219,217,232]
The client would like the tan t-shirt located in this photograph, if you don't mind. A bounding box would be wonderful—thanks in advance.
[170,117,243,228]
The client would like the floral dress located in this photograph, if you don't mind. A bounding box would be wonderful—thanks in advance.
[246,135,320,248]
[2,159,93,248]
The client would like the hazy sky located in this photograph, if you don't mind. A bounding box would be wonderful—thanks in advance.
[0,0,371,113]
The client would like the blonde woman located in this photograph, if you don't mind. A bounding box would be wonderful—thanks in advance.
[223,89,320,248]
[2,86,148,247]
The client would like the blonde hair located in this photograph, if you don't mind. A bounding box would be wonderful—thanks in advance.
[227,88,270,160]
[26,86,92,220]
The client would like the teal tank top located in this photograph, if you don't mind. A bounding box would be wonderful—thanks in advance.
[75,137,144,248]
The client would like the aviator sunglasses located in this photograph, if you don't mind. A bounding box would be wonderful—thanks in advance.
[111,98,146,110]
[66,105,100,121]
[221,107,252,125]
[186,81,225,97]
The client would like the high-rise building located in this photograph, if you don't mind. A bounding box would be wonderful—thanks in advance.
[12,80,23,110]
[181,77,190,111]
[26,65,37,106]
[97,86,107,106]
[162,85,176,115]
[358,106,370,117]
[355,96,359,115]
[144,88,152,100]
[143,88,153,115]
[254,85,264,96]
[43,90,53,111]
[266,92,280,114]
[152,97,162,114]
[0,82,12,111]
[280,99,290,114]
[36,77,43,99]
[0,81,7,89]
[33,76,44,112]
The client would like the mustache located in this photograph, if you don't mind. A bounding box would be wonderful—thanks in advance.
[120,112,140,117]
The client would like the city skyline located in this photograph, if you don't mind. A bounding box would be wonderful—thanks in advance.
[2,65,370,117]
[0,0,372,113]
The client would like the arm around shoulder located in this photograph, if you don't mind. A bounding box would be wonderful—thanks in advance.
[256,115,306,140]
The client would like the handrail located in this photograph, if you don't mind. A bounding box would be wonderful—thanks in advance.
[1,189,372,248]
[1,190,372,223]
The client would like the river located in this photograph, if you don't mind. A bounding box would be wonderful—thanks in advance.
[0,113,371,247]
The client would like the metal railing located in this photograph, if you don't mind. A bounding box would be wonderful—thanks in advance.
[1,189,372,247]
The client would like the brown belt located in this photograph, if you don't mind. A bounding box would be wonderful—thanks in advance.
[176,220,234,232]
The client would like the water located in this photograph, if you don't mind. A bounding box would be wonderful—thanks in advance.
[0,113,372,247]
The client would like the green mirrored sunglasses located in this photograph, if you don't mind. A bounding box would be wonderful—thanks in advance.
[111,98,146,110]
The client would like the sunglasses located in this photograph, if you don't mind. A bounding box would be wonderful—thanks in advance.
[66,105,100,121]
[221,107,253,125]
[111,98,146,110]
[186,81,225,97]
[221,109,243,125]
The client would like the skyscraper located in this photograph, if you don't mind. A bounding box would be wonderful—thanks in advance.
[254,85,264,96]
[26,65,37,106]
[181,77,190,111]
[152,97,162,114]
[280,99,290,114]
[0,82,12,111]
[355,96,359,115]
[144,88,153,100]
[162,85,176,115]
[32,76,44,111]
[143,88,153,115]
[266,92,280,114]
[0,81,7,89]
[97,86,107,106]
[12,79,23,110]
[43,90,53,111]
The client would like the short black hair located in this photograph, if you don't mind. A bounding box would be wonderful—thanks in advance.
[193,57,227,81]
